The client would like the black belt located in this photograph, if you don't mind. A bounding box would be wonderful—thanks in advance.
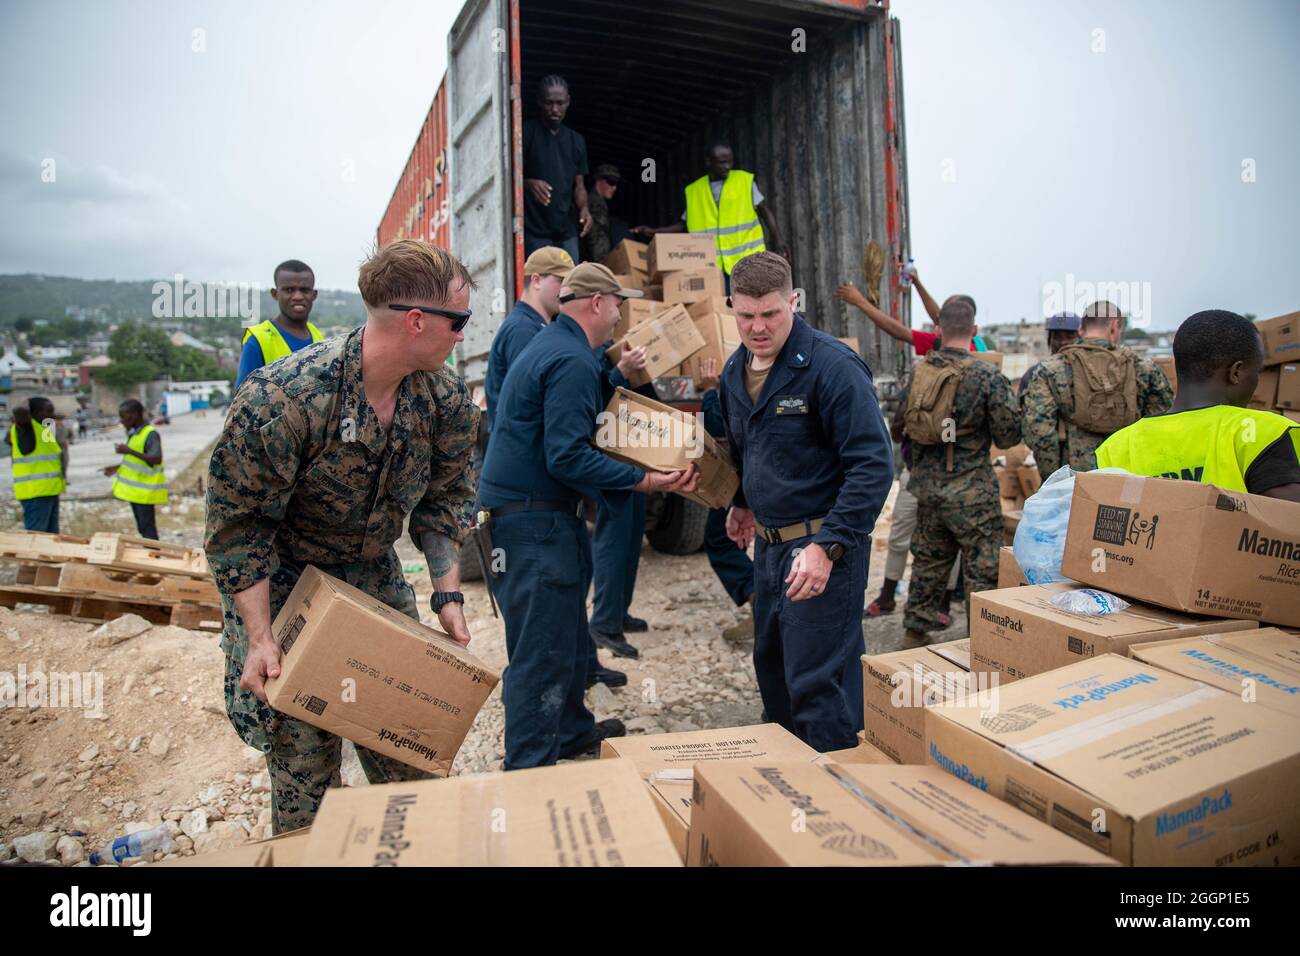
[487,500,582,519]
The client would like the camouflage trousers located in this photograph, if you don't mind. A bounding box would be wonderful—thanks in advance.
[221,549,435,833]
[902,494,1001,634]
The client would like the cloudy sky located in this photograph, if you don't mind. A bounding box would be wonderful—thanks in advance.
[1,0,1296,329]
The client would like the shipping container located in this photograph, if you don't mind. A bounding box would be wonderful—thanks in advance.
[379,0,912,392]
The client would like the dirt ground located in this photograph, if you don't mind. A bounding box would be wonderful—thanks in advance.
[0,478,963,864]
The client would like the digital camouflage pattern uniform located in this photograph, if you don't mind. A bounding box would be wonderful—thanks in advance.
[583,188,611,265]
[205,327,477,832]
[1021,337,1173,477]
[903,348,1022,634]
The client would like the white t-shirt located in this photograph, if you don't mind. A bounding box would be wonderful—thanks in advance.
[681,177,764,221]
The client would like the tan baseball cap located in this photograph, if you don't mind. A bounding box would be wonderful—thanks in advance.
[559,262,644,302]
[522,245,575,278]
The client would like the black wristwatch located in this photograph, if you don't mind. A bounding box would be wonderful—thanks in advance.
[823,543,845,562]
[431,591,465,613]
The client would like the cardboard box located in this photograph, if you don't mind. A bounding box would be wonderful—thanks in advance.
[991,443,1030,469]
[998,545,1028,588]
[1129,628,1300,718]
[603,238,649,276]
[969,582,1258,684]
[600,723,819,861]
[819,736,895,766]
[647,234,717,280]
[996,466,1021,499]
[1154,355,1177,391]
[688,762,1116,866]
[924,654,1300,866]
[838,337,861,355]
[614,297,668,342]
[679,310,742,387]
[1276,364,1299,409]
[685,295,733,320]
[609,272,644,293]
[1257,311,1300,366]
[596,386,739,509]
[605,304,706,387]
[1061,472,1300,627]
[302,758,681,866]
[972,351,1004,370]
[1250,365,1280,408]
[264,567,500,774]
[861,640,979,764]
[661,267,725,305]
[1017,465,1042,497]
[1001,509,1022,546]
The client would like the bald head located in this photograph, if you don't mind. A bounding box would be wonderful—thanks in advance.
[1082,300,1125,343]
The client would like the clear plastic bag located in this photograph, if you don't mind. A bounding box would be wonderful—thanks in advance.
[1050,587,1131,616]
[1012,465,1129,584]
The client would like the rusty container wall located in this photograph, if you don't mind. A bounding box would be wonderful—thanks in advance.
[376,76,451,251]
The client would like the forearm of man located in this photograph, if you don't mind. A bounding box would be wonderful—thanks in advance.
[854,295,915,345]
[912,274,941,323]
[420,532,461,591]
[232,578,274,650]
[573,177,589,216]
[1262,483,1300,504]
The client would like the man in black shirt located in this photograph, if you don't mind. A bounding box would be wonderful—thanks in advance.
[523,75,590,261]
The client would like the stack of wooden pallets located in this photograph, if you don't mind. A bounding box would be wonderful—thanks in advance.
[0,531,221,631]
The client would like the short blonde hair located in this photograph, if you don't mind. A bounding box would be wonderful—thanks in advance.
[358,239,475,308]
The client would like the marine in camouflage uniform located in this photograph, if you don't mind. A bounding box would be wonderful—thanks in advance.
[903,347,1022,637]
[205,326,477,832]
[1021,336,1173,477]
[581,164,621,264]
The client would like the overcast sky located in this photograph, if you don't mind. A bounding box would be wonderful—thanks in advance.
[1,0,1296,330]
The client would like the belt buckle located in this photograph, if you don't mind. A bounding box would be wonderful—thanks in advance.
[762,525,781,545]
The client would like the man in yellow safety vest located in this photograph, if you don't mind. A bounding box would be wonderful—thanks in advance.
[7,396,66,532]
[633,142,789,292]
[102,398,167,539]
[235,259,324,390]
[1096,309,1300,502]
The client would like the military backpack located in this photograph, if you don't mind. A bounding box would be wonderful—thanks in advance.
[1059,342,1139,434]
[903,352,974,470]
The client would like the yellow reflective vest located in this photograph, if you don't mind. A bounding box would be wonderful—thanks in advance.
[112,424,167,505]
[1096,405,1299,493]
[684,170,766,275]
[10,423,65,500]
[242,319,323,365]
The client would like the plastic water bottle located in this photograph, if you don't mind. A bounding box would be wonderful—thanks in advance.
[900,257,916,289]
[88,824,175,865]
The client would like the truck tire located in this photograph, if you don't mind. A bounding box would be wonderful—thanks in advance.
[647,495,709,555]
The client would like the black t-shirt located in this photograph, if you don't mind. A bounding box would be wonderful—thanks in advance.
[522,118,587,240]
[1244,429,1300,495]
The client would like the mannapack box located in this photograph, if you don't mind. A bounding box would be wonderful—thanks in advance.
[1129,628,1300,719]
[605,303,706,386]
[861,639,976,765]
[969,582,1257,684]
[924,654,1300,866]
[600,723,819,861]
[301,758,681,866]
[646,234,717,280]
[603,238,649,277]
[264,566,500,775]
[661,267,725,306]
[595,386,739,509]
[687,762,1116,867]
[1256,310,1300,366]
[1061,471,1300,628]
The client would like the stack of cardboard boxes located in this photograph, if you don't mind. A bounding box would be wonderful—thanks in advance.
[991,443,1039,545]
[1253,311,1300,420]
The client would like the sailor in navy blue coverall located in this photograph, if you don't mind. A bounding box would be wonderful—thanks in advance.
[478,263,696,768]
[718,253,892,751]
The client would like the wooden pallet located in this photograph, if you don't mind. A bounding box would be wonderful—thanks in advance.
[0,584,221,631]
[17,560,221,607]
[0,531,210,579]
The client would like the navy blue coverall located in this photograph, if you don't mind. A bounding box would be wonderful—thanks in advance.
[701,389,754,605]
[484,299,547,432]
[479,314,644,769]
[718,315,893,751]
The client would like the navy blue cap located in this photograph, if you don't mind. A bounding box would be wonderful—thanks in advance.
[1046,312,1081,332]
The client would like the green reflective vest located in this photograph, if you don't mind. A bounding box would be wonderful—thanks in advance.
[1096,405,1299,493]
[684,170,766,275]
[10,423,65,500]
[242,319,323,365]
[112,424,167,505]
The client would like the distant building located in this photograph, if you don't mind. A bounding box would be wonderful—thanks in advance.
[79,354,112,387]
[28,345,73,363]
[169,331,219,355]
[0,344,33,374]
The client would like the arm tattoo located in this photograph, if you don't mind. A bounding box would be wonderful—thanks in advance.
[420,533,459,581]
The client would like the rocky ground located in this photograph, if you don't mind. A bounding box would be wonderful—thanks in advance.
[0,479,964,865]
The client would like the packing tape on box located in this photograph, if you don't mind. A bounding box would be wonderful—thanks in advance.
[1120,475,1146,505]
[458,779,509,865]
[1005,684,1224,764]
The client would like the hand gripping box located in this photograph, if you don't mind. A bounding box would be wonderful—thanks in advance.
[301,758,681,866]
[264,566,500,775]
[605,303,706,387]
[1061,471,1300,627]
[923,654,1300,865]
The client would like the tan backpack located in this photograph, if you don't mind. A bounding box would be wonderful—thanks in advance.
[1059,343,1138,433]
[904,352,974,468]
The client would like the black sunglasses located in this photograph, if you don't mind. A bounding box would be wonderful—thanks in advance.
[389,303,472,333]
